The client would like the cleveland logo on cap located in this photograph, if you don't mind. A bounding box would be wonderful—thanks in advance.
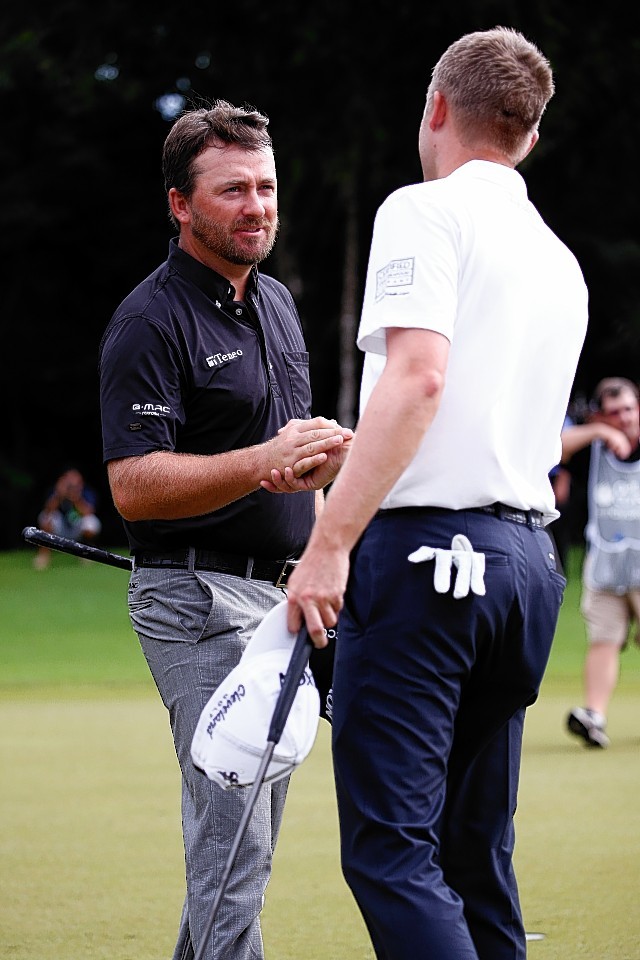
[191,601,320,790]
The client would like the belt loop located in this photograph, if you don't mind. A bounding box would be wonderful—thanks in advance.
[495,503,505,520]
[245,557,254,579]
[187,547,196,572]
[276,559,298,590]
[527,511,535,530]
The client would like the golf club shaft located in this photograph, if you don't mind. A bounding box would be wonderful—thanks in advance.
[24,521,315,955]
[22,526,132,571]
[268,626,312,741]
[193,744,275,960]
[194,626,313,960]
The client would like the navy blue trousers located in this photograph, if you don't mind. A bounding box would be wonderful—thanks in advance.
[331,508,565,960]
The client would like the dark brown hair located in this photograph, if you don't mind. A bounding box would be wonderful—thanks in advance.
[162,99,272,227]
[592,377,640,411]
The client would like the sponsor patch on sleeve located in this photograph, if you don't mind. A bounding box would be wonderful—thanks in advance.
[375,257,415,301]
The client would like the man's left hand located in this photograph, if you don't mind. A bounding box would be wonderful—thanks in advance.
[261,432,353,493]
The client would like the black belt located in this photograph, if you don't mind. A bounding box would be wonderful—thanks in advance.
[380,502,545,529]
[472,503,544,528]
[133,547,298,588]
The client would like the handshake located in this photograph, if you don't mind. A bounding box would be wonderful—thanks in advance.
[260,416,354,495]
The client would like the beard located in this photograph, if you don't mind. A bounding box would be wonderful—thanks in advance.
[191,210,279,266]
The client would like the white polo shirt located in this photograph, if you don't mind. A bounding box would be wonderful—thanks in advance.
[357,160,589,522]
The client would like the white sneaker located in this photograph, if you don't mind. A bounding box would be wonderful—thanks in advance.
[566,707,610,748]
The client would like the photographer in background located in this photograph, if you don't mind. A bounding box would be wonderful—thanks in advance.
[33,468,102,570]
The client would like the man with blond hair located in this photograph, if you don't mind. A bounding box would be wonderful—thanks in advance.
[268,27,588,960]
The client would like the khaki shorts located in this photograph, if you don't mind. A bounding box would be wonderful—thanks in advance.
[581,586,640,647]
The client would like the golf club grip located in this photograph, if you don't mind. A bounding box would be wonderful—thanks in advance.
[22,526,133,571]
[267,626,313,744]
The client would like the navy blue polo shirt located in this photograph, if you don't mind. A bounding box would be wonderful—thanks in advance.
[99,239,315,558]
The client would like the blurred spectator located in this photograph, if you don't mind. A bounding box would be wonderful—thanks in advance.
[562,378,640,747]
[548,413,575,575]
[33,468,101,570]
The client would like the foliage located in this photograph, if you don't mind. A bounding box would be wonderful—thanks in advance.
[1,3,639,546]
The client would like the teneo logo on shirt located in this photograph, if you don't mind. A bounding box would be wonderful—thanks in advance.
[131,403,171,417]
[206,349,244,368]
[375,257,415,301]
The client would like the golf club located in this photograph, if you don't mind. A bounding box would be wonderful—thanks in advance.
[23,523,329,948]
[22,525,335,721]
[22,526,132,570]
[193,624,313,960]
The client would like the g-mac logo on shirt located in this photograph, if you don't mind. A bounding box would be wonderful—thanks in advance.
[131,403,170,417]
[206,348,244,368]
[375,258,415,301]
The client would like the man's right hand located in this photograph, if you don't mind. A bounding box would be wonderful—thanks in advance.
[107,418,353,521]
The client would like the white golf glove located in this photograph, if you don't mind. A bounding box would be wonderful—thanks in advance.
[408,533,486,598]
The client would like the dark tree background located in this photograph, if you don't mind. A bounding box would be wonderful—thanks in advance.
[1,2,639,548]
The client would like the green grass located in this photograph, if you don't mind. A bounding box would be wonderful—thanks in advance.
[0,548,150,692]
[1,546,640,959]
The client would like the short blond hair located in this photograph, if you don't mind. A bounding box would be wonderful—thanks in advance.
[427,26,554,163]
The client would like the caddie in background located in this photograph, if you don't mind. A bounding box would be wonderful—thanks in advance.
[98,100,351,960]
[562,377,640,748]
[266,26,589,960]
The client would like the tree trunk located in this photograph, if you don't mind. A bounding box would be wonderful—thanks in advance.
[336,185,359,428]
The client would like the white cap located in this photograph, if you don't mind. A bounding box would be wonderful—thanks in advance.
[191,600,320,790]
